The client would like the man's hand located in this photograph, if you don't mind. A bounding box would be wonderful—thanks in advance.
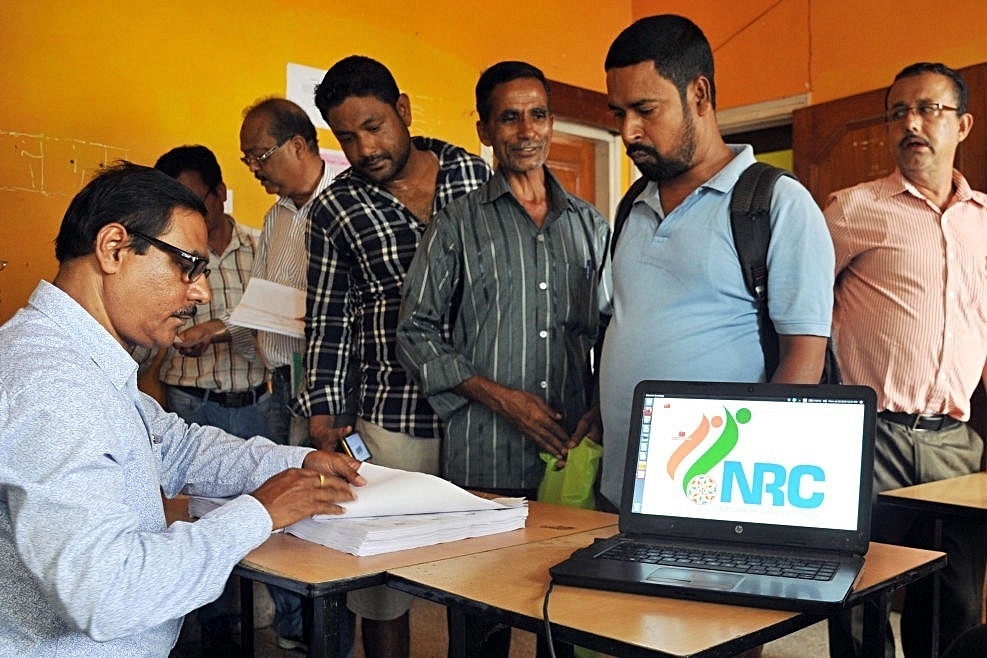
[251,452,365,529]
[569,405,603,446]
[456,376,572,459]
[174,319,230,357]
[308,414,353,451]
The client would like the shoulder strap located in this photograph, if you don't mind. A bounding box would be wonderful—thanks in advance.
[730,162,793,380]
[610,176,650,258]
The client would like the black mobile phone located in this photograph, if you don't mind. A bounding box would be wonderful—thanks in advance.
[340,432,372,462]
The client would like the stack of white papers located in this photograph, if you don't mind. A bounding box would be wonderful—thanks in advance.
[186,462,528,557]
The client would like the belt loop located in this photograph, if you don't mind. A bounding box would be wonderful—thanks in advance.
[911,414,922,431]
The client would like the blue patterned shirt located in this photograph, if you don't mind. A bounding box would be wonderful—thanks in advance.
[0,281,311,656]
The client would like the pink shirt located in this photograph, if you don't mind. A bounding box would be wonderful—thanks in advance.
[826,169,987,419]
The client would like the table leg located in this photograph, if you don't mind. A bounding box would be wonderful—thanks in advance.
[931,518,942,658]
[239,575,255,656]
[447,606,467,658]
[309,592,347,658]
[862,589,894,658]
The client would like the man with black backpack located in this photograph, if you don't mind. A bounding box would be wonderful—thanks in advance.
[598,14,836,511]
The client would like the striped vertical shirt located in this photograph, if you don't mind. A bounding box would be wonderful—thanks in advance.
[397,169,612,489]
[294,137,492,438]
[251,163,335,370]
[159,218,266,392]
[826,168,987,419]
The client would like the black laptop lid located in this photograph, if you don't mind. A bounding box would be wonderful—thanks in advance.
[619,381,877,555]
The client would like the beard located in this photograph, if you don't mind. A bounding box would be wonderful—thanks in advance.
[626,113,697,183]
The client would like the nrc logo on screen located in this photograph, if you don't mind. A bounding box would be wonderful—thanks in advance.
[720,461,825,509]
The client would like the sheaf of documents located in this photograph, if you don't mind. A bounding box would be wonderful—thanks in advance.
[229,278,305,338]
[187,462,528,556]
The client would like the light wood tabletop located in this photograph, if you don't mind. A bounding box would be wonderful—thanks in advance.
[879,471,987,521]
[388,528,946,658]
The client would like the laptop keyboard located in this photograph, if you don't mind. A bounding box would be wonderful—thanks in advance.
[599,542,840,581]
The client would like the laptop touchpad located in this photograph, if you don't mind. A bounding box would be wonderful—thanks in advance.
[646,567,743,590]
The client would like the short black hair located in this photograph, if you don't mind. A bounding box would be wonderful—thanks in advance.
[475,61,551,124]
[242,98,319,154]
[605,14,717,108]
[886,62,968,115]
[314,55,400,120]
[54,162,205,263]
[154,144,223,191]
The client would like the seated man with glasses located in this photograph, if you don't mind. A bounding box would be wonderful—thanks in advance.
[0,162,365,657]
[825,62,987,657]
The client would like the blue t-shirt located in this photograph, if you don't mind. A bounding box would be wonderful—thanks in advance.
[599,145,834,505]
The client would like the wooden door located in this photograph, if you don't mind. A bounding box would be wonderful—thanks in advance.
[792,61,987,442]
[547,132,597,205]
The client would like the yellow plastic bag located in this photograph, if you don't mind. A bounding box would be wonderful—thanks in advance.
[537,436,603,510]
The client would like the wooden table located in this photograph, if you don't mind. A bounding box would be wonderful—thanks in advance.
[879,471,987,523]
[228,501,617,657]
[388,529,946,658]
[878,471,987,656]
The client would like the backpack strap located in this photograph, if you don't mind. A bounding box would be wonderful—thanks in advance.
[730,162,793,380]
[610,176,650,259]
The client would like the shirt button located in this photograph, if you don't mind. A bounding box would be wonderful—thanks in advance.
[947,291,956,299]
[539,330,548,338]
[539,380,548,389]
[539,282,548,290]
[537,234,545,242]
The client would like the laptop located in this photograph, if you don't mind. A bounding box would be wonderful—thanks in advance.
[550,380,877,614]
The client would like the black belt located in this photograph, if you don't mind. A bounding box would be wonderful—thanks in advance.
[878,411,962,431]
[173,383,268,408]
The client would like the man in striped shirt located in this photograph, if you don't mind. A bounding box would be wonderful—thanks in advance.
[297,56,491,657]
[397,61,610,657]
[239,98,336,653]
[825,63,987,658]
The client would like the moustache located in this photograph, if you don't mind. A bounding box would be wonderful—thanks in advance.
[358,154,387,169]
[626,143,657,159]
[175,306,197,320]
[900,135,930,149]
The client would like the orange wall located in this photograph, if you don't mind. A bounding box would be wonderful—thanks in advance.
[632,0,987,106]
[0,0,631,322]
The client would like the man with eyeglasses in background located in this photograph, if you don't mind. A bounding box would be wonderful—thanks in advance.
[145,145,269,655]
[238,97,336,652]
[0,162,365,657]
[825,62,987,658]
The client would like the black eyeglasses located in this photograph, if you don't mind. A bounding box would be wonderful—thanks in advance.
[240,137,290,167]
[129,231,210,282]
[885,102,960,123]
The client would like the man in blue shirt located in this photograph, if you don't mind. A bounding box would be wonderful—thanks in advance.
[599,15,834,508]
[0,163,363,657]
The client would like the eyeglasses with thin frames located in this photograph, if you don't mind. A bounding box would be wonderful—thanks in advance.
[885,102,960,124]
[129,231,211,282]
[240,137,290,167]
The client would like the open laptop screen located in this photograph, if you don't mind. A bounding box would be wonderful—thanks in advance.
[620,381,877,551]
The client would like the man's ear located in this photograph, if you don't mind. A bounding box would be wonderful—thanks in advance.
[476,118,492,147]
[395,93,413,128]
[94,223,130,274]
[692,76,714,116]
[958,112,974,143]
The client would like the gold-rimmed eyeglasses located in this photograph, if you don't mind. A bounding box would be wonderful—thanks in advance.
[885,102,960,123]
[240,137,290,167]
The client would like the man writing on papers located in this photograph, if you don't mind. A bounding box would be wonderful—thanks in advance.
[0,163,364,657]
